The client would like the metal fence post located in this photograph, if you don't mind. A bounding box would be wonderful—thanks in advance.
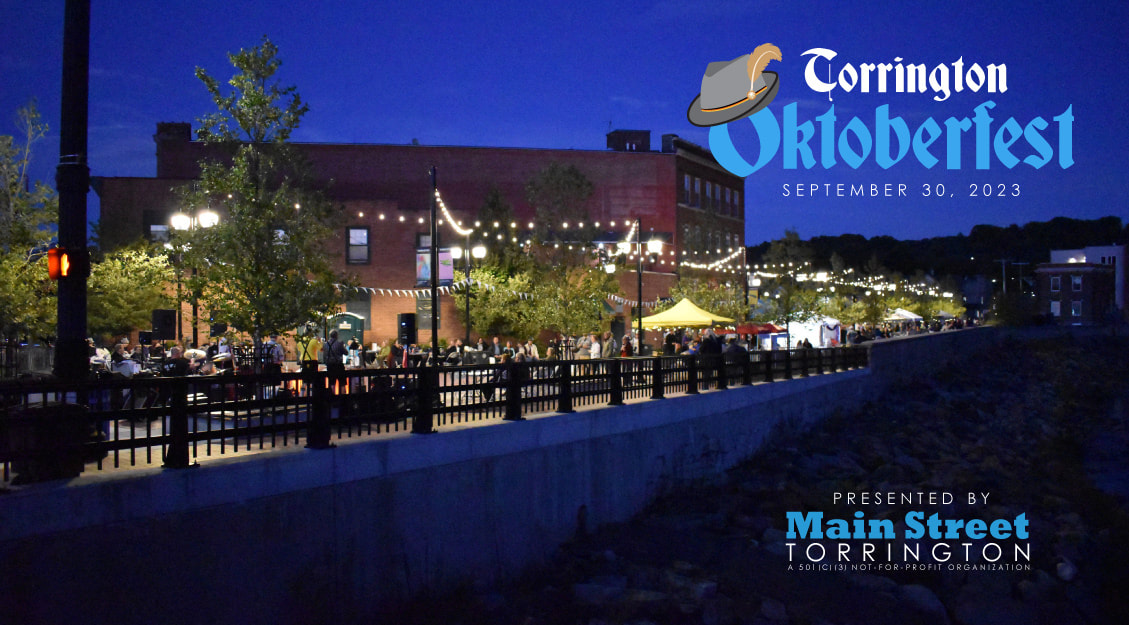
[763,351,774,383]
[558,361,575,413]
[306,367,334,447]
[650,356,664,400]
[504,362,525,421]
[608,359,624,406]
[716,354,728,390]
[686,355,699,395]
[413,366,438,432]
[162,378,191,469]
[800,348,809,377]
[742,353,753,386]
[784,349,793,379]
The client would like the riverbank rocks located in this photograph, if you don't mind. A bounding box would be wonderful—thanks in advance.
[388,336,1129,624]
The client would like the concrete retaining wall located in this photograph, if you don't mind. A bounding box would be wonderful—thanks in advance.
[0,329,995,624]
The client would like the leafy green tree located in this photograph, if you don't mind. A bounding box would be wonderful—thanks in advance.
[475,186,529,274]
[181,37,349,366]
[87,246,173,339]
[655,277,747,322]
[0,102,58,346]
[454,265,536,338]
[525,163,593,244]
[531,264,620,338]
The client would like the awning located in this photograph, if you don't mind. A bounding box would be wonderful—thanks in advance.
[641,298,735,329]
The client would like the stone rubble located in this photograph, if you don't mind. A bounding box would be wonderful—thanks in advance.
[388,335,1129,624]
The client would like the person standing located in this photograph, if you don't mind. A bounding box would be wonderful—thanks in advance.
[324,330,349,374]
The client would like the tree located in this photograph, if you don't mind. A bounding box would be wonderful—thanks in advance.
[531,264,620,338]
[656,277,747,322]
[525,163,593,244]
[87,245,173,340]
[475,186,529,274]
[181,37,349,366]
[0,102,58,348]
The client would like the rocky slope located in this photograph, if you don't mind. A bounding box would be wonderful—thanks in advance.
[386,334,1129,625]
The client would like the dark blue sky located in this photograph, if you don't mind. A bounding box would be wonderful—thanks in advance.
[2,1,1126,244]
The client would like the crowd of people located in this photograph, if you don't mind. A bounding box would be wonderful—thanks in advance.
[89,314,976,380]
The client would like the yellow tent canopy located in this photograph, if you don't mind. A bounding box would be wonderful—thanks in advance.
[640,298,735,329]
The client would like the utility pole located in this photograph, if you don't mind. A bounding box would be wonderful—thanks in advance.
[54,0,91,382]
[1012,262,1029,295]
[995,259,1010,294]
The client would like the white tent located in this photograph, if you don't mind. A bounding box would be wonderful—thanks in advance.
[788,316,842,348]
[885,308,922,322]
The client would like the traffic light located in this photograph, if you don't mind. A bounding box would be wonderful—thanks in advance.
[47,247,71,280]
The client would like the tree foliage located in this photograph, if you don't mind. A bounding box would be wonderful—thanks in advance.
[525,163,593,244]
[87,246,173,339]
[0,102,57,340]
[655,277,748,322]
[182,37,349,355]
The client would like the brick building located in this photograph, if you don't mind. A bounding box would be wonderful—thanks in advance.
[95,124,745,348]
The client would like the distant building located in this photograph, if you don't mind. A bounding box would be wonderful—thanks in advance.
[95,125,745,346]
[1035,244,1124,324]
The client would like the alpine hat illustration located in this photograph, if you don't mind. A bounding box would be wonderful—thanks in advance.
[687,44,782,127]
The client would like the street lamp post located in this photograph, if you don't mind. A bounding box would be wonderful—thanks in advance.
[451,240,486,347]
[170,207,218,348]
[616,219,663,355]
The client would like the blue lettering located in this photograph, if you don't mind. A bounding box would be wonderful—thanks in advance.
[993,117,1023,168]
[783,102,817,169]
[943,116,971,169]
[704,101,1073,176]
[839,116,872,169]
[786,511,823,539]
[1055,106,1074,168]
[973,101,995,169]
[904,511,926,539]
[912,117,942,168]
[1023,116,1052,168]
[875,104,910,169]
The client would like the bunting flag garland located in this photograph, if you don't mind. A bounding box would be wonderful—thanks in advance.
[334,279,662,308]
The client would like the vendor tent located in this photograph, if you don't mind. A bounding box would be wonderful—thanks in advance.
[641,298,735,329]
[885,308,923,322]
[790,316,842,347]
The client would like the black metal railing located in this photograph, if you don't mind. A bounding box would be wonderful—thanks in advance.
[0,347,868,483]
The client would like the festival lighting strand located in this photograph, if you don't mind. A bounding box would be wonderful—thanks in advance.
[434,189,475,237]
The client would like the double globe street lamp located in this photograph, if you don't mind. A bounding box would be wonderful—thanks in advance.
[603,219,663,354]
[169,207,219,348]
[450,242,487,348]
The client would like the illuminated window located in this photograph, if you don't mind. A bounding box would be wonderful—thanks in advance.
[1050,301,1061,317]
[347,227,370,264]
[1071,301,1082,317]
[1072,275,1082,291]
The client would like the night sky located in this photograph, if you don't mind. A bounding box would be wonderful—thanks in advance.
[2,0,1126,244]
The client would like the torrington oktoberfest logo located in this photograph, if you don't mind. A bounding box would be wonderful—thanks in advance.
[687,45,1074,182]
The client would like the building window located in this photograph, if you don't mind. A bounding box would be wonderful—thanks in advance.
[733,191,740,215]
[1050,301,1061,317]
[1071,301,1082,317]
[693,178,700,207]
[347,227,370,264]
[148,224,170,243]
[683,175,690,204]
[1050,276,1060,292]
[714,185,721,214]
[705,182,712,211]
[1072,275,1082,291]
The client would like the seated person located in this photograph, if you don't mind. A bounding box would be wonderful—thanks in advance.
[444,339,465,364]
[160,347,192,377]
